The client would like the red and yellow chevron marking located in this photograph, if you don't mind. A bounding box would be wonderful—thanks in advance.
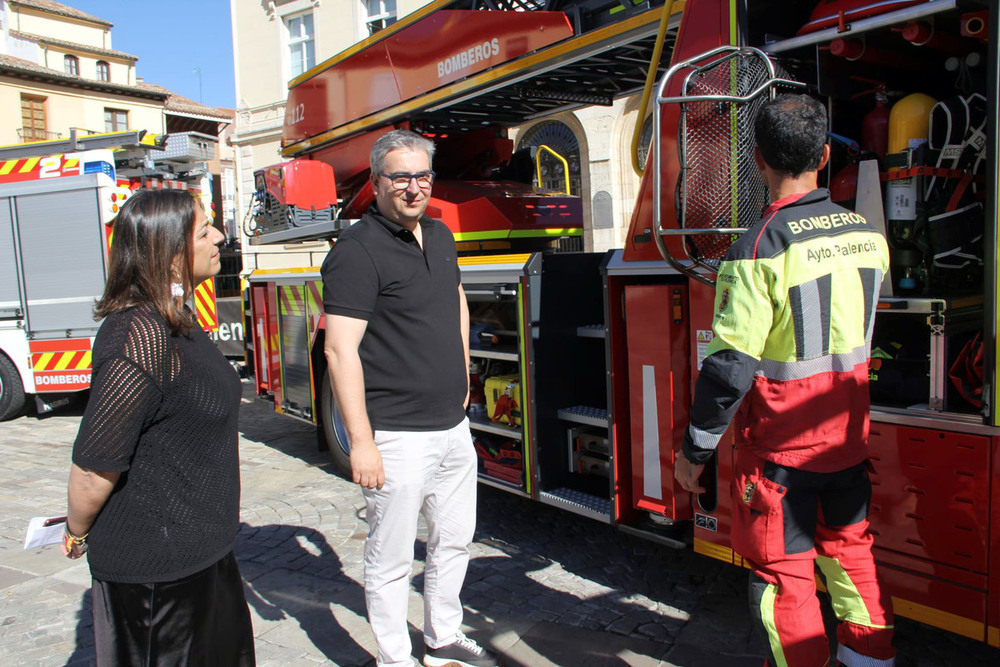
[305,280,324,340]
[0,154,82,184]
[29,339,93,391]
[278,284,308,317]
[306,280,322,314]
[194,278,218,330]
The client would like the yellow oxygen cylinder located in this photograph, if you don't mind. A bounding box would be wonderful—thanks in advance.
[884,92,937,295]
[887,92,937,156]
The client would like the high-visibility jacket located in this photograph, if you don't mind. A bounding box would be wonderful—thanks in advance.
[682,188,890,473]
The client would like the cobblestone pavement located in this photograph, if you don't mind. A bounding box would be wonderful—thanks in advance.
[2,381,999,666]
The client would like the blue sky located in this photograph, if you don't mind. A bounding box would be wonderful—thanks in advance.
[69,0,236,110]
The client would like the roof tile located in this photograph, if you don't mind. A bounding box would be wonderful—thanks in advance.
[9,0,113,28]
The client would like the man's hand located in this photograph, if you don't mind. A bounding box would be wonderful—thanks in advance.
[674,455,706,494]
[350,439,385,490]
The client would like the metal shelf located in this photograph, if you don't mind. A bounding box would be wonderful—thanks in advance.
[557,406,608,428]
[478,473,528,496]
[577,324,606,338]
[248,219,350,245]
[469,417,523,440]
[469,346,519,361]
[538,487,611,521]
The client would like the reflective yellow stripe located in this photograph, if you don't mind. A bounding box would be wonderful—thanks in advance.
[760,583,788,667]
[890,596,980,641]
[34,353,54,370]
[816,555,892,629]
[995,123,1000,424]
[384,227,581,243]
[693,537,734,564]
[458,253,532,266]
[453,231,511,241]
[248,267,322,278]
[730,0,738,44]
[509,228,582,238]
[0,160,16,175]
[517,286,531,494]
[19,157,39,173]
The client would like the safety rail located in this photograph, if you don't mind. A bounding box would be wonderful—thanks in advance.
[534,144,572,195]
[651,45,804,287]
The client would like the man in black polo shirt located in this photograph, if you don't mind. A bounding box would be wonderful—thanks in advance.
[322,130,499,667]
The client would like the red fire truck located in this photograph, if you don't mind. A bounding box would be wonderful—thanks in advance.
[244,0,999,645]
[0,131,221,420]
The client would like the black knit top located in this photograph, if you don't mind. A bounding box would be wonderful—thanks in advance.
[72,307,242,583]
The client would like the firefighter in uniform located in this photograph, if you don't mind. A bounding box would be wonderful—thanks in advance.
[675,94,896,667]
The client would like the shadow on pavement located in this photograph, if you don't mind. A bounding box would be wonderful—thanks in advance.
[451,486,764,666]
[66,588,94,666]
[236,521,374,666]
[236,386,349,479]
[413,542,664,666]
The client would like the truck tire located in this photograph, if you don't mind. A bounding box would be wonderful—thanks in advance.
[0,353,26,421]
[320,373,352,477]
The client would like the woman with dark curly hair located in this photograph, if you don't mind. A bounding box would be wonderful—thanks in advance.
[63,189,255,666]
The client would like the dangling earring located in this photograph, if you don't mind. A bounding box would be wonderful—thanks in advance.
[171,281,184,298]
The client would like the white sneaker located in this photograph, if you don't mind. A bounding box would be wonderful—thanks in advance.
[423,632,500,667]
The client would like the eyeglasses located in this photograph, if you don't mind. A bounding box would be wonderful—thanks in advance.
[380,170,435,190]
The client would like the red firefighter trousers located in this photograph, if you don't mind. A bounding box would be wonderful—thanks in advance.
[731,448,895,667]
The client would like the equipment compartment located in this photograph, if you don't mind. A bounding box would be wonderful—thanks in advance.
[462,260,531,495]
[869,297,983,414]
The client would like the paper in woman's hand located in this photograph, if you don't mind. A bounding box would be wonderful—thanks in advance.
[24,516,67,549]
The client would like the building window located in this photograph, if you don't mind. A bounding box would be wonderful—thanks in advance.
[105,108,128,132]
[285,13,315,78]
[64,54,79,75]
[365,0,396,36]
[96,61,110,82]
[21,94,48,141]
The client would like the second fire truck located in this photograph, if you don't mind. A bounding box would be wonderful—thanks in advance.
[0,130,222,420]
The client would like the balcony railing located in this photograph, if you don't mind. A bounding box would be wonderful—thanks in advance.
[18,128,62,141]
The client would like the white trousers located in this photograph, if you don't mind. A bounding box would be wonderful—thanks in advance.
[363,418,478,667]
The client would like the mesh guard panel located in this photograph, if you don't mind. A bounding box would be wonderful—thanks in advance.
[677,52,786,271]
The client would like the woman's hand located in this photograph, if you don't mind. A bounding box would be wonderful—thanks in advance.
[60,528,88,559]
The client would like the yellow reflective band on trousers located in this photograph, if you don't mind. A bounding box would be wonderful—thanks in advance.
[760,583,789,667]
[816,555,894,630]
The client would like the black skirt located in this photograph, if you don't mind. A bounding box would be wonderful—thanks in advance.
[91,551,255,666]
